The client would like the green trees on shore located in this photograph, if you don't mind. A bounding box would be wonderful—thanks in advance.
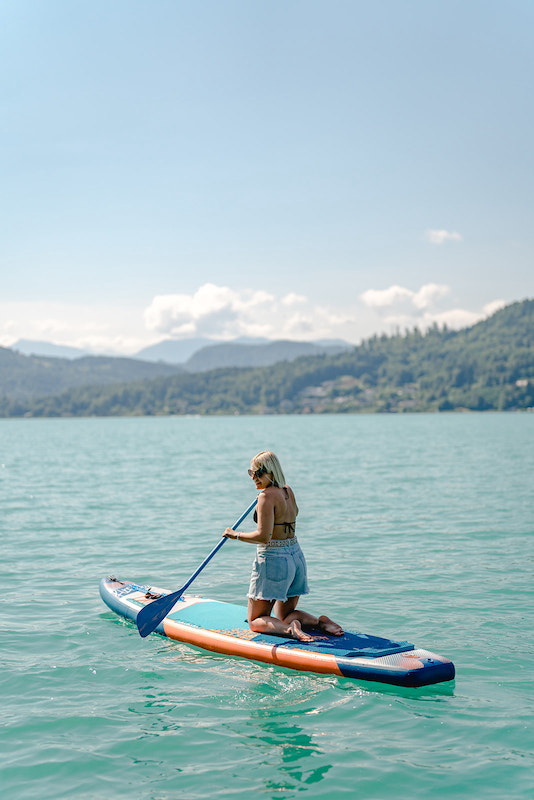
[1,299,532,417]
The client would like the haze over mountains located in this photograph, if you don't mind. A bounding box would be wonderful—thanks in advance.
[11,336,352,365]
[12,340,91,360]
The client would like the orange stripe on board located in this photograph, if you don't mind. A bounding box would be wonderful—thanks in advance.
[162,618,344,677]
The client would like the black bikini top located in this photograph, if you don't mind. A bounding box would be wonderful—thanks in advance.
[253,509,296,535]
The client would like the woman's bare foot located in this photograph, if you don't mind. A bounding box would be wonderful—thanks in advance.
[289,620,315,642]
[317,615,344,636]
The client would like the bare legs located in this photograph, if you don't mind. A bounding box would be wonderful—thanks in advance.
[248,596,344,642]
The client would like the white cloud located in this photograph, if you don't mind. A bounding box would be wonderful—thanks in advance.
[282,293,307,306]
[360,283,451,311]
[359,285,414,308]
[143,284,353,343]
[359,282,504,333]
[143,284,276,339]
[482,299,506,316]
[425,229,463,245]
[412,283,451,309]
[422,308,481,329]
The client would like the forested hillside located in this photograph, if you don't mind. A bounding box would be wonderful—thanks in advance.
[0,349,183,400]
[1,299,532,417]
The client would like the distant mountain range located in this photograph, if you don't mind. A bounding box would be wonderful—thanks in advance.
[1,338,353,400]
[12,336,352,365]
[134,337,220,363]
[135,336,272,363]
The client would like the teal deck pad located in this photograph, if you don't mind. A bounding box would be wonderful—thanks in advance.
[167,599,413,657]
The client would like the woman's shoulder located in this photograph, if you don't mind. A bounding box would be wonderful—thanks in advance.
[260,484,295,500]
[259,485,290,503]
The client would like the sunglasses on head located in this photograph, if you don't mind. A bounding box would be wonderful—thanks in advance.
[248,466,267,479]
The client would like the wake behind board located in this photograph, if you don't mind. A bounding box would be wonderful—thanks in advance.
[99,577,455,688]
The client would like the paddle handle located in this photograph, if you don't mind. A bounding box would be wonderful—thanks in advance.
[177,497,258,596]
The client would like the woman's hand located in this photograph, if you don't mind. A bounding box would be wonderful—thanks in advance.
[223,527,237,539]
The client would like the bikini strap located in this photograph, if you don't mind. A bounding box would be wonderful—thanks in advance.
[273,520,296,535]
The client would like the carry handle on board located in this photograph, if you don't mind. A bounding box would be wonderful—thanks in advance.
[136,497,258,638]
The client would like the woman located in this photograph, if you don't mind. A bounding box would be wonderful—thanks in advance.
[224,451,343,642]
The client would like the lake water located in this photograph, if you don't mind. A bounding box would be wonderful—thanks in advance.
[1,413,533,799]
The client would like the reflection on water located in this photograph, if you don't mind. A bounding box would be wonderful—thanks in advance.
[249,717,331,789]
[228,671,354,792]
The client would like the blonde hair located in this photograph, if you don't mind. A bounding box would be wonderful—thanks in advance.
[251,450,286,488]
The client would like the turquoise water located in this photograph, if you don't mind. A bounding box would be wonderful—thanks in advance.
[2,414,533,799]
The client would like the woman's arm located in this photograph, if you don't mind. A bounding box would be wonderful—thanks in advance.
[224,492,274,544]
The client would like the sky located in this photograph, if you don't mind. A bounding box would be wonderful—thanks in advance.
[1,0,533,355]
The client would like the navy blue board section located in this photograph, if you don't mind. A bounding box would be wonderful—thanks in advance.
[169,600,414,658]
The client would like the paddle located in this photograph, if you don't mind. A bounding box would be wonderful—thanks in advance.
[136,497,258,638]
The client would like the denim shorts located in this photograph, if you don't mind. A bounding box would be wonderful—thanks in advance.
[247,538,310,602]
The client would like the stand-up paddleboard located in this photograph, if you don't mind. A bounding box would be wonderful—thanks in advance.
[100,577,455,687]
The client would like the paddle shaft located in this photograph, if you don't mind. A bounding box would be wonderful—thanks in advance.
[136,497,258,637]
[174,497,258,595]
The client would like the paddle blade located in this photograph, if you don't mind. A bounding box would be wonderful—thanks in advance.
[136,588,183,638]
